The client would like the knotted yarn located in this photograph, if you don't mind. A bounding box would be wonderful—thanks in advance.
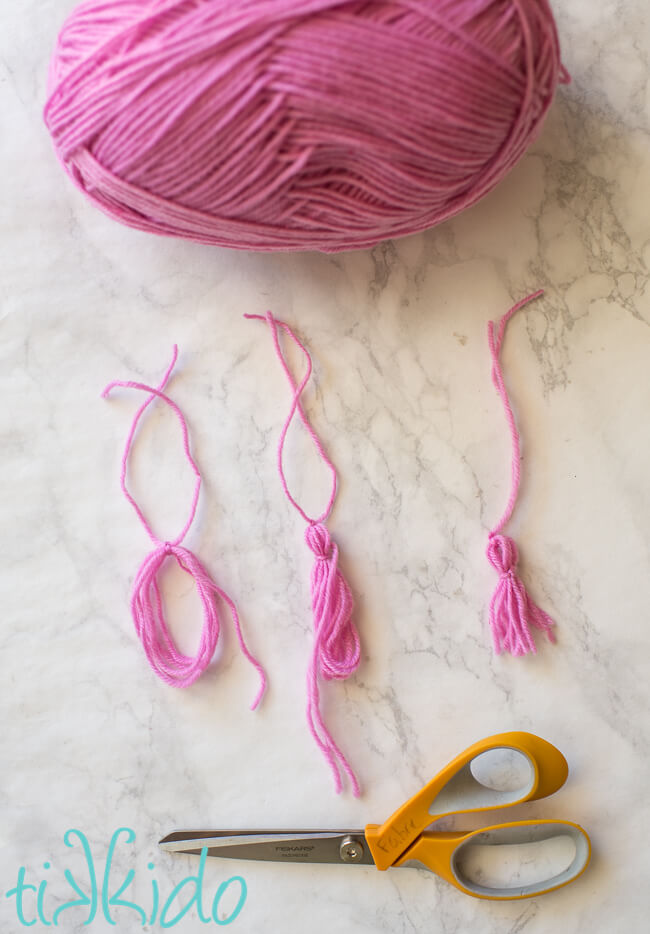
[102,346,266,705]
[45,0,568,253]
[247,311,361,796]
[304,523,358,680]
[486,291,555,656]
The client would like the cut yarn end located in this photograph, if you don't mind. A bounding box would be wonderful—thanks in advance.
[102,346,266,707]
[486,291,556,657]
[247,312,361,796]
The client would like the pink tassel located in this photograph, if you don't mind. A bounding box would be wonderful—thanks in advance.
[486,533,555,656]
[305,523,360,795]
[486,292,556,656]
[247,312,362,796]
[305,524,359,682]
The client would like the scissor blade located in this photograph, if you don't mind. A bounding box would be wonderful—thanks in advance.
[159,830,376,866]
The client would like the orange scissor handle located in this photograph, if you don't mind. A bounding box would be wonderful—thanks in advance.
[365,732,569,871]
[388,820,591,899]
[392,820,591,899]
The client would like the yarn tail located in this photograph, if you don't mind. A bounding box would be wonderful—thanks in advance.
[210,583,267,711]
[305,523,361,796]
[487,533,555,656]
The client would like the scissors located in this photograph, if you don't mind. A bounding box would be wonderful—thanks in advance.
[160,732,591,900]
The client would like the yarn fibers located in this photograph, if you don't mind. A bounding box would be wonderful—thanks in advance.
[486,291,555,656]
[45,0,567,253]
[247,312,362,796]
[102,346,266,705]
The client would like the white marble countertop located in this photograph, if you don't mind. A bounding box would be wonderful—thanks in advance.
[2,1,649,931]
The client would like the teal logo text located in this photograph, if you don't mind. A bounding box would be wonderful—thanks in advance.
[5,828,247,928]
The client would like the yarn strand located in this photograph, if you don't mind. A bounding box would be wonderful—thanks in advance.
[486,292,555,656]
[247,312,361,796]
[102,347,266,705]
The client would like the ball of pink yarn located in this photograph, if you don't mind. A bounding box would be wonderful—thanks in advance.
[44,0,565,253]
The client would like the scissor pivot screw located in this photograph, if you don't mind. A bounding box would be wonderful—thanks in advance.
[340,836,364,863]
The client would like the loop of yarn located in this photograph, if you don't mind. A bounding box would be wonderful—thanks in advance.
[132,543,216,686]
[248,312,361,796]
[486,531,519,575]
[45,0,567,253]
[486,292,556,656]
[102,346,266,705]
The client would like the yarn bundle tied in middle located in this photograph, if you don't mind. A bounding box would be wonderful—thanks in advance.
[45,0,566,253]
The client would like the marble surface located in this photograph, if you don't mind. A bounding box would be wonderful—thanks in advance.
[2,1,649,931]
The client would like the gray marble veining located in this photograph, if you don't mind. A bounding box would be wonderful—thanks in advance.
[1,1,649,931]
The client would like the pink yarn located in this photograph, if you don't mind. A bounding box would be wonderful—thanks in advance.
[45,0,567,253]
[486,291,555,656]
[102,346,266,704]
[247,312,361,796]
